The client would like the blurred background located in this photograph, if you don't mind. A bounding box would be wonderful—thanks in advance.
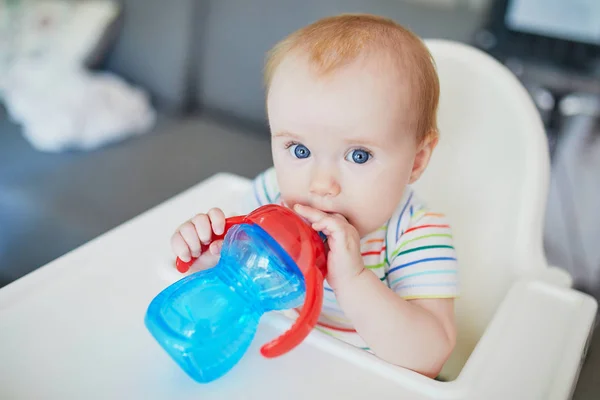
[0,0,598,397]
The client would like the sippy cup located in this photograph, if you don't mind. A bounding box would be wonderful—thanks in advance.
[144,204,327,383]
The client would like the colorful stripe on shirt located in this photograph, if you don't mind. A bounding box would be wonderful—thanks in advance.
[387,212,458,298]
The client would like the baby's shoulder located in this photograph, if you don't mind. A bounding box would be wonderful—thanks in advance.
[249,166,280,207]
[385,188,453,248]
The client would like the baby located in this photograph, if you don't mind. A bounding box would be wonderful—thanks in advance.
[171,14,458,378]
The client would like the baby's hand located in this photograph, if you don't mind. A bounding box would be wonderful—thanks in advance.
[170,208,226,270]
[293,204,365,291]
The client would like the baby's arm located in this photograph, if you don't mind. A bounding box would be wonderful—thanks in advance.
[334,272,456,378]
[295,204,456,378]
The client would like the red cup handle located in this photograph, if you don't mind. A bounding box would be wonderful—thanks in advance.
[174,215,246,273]
[259,264,324,358]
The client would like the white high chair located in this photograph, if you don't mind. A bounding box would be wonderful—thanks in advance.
[411,39,598,391]
[0,40,596,400]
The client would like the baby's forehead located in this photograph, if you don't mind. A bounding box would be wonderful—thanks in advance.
[269,65,415,145]
[278,46,423,104]
[285,50,417,110]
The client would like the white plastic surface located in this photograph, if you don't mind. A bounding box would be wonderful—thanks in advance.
[0,173,595,400]
[413,39,559,378]
[0,41,597,399]
[0,174,438,399]
[459,280,597,400]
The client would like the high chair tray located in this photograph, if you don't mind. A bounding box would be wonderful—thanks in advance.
[0,173,596,400]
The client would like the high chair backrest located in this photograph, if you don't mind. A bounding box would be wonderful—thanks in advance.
[412,40,551,379]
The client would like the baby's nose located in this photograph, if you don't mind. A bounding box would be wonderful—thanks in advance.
[309,169,341,197]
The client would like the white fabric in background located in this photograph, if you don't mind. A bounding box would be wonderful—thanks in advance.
[2,62,156,152]
[0,0,156,152]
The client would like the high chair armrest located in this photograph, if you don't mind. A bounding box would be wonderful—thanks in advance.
[458,280,597,400]
[540,266,574,287]
[522,266,574,288]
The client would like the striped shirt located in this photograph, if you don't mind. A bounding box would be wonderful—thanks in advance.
[244,167,459,350]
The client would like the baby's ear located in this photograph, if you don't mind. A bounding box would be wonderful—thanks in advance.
[409,131,439,184]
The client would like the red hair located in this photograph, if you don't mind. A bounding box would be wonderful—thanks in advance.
[264,14,440,141]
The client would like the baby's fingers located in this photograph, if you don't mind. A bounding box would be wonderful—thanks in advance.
[171,231,192,262]
[312,216,341,235]
[208,240,224,255]
[179,222,202,257]
[293,204,327,223]
[191,214,213,244]
[207,208,226,235]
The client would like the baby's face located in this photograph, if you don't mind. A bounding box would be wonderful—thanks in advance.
[267,54,421,237]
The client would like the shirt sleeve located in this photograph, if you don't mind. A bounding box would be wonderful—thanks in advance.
[386,211,459,300]
[240,167,281,214]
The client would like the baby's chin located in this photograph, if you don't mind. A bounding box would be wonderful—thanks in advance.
[354,221,380,239]
[352,213,393,238]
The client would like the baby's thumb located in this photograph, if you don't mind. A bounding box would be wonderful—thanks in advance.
[209,240,224,255]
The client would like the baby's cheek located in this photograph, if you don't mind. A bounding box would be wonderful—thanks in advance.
[353,184,402,231]
[275,166,304,198]
[278,186,306,209]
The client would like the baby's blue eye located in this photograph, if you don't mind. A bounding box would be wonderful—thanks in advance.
[346,149,371,164]
[290,144,311,159]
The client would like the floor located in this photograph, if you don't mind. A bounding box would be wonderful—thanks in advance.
[545,116,600,300]
[574,324,600,399]
[543,115,600,399]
